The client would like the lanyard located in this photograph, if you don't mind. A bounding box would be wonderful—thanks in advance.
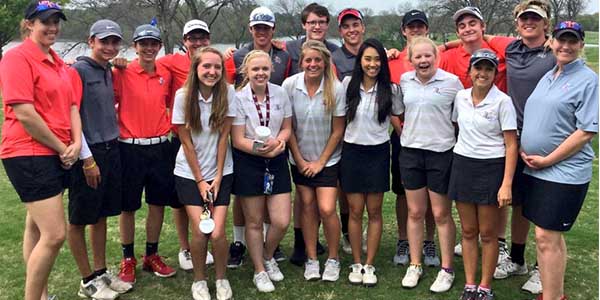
[252,85,270,127]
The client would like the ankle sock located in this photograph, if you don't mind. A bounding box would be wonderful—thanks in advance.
[93,268,107,277]
[122,243,134,258]
[464,284,477,291]
[478,285,491,293]
[83,273,96,284]
[442,267,454,274]
[146,242,158,256]
[510,242,526,265]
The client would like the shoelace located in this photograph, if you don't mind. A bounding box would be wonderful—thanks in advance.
[424,242,436,257]
[148,255,168,269]
[183,250,192,260]
[397,241,409,255]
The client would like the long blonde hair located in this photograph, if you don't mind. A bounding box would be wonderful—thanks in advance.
[237,50,272,90]
[182,47,229,132]
[300,40,336,113]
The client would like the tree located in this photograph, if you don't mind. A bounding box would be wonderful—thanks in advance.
[549,0,588,24]
[0,0,29,60]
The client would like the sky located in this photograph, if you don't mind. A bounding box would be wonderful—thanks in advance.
[262,0,599,14]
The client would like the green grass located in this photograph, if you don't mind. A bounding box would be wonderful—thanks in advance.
[586,31,598,45]
[585,47,599,73]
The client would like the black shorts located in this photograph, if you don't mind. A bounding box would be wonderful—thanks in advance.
[120,141,177,211]
[511,156,527,206]
[340,141,390,193]
[232,148,291,196]
[3,155,68,202]
[175,174,233,206]
[168,137,183,209]
[448,153,505,206]
[290,163,339,187]
[399,147,453,194]
[390,131,405,195]
[69,140,122,225]
[523,175,589,232]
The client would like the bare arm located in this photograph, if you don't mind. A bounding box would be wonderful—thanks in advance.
[178,124,210,200]
[498,130,518,207]
[210,117,234,199]
[305,116,345,176]
[288,130,308,173]
[521,129,596,169]
[12,103,67,154]
[391,115,403,136]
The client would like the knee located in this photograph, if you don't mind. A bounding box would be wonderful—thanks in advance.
[210,228,226,243]
[433,210,451,225]
[479,229,496,244]
[45,227,66,249]
[407,208,426,222]
[270,218,290,232]
[367,211,382,223]
[535,232,560,253]
[461,226,479,241]
[318,206,336,220]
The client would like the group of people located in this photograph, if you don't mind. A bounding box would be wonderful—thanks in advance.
[1,1,597,300]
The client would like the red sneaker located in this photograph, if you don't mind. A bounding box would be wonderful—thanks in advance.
[118,257,137,283]
[142,254,176,278]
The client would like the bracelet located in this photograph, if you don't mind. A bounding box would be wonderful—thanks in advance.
[82,161,96,170]
[196,178,205,184]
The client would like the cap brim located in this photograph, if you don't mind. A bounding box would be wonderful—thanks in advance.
[133,36,162,42]
[453,10,483,22]
[471,57,498,67]
[95,32,123,40]
[36,9,67,21]
[404,17,428,27]
[517,8,547,19]
[338,11,362,26]
[249,21,275,28]
[554,29,583,40]
[184,27,210,35]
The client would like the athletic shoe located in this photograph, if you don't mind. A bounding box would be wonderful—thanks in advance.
[348,263,363,284]
[253,271,275,293]
[401,264,423,288]
[362,264,377,287]
[521,266,542,294]
[215,279,233,300]
[423,240,441,267]
[48,295,57,300]
[191,280,210,300]
[206,251,214,265]
[430,269,454,293]
[341,234,352,255]
[118,257,137,283]
[475,289,495,300]
[77,277,119,300]
[290,245,307,267]
[454,242,462,257]
[142,254,176,278]
[361,230,368,254]
[263,258,284,282]
[493,259,528,279]
[304,259,320,281]
[497,241,509,265]
[459,287,477,300]
[316,241,326,255]
[179,249,193,271]
[273,245,287,262]
[393,240,410,265]
[322,258,340,282]
[227,242,245,269]
[99,271,133,293]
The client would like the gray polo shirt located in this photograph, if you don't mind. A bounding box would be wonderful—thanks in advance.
[505,39,556,132]
[521,59,599,184]
[332,44,355,79]
[72,56,119,145]
[286,37,339,76]
[233,44,290,86]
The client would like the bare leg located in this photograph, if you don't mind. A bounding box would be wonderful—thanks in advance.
[456,202,479,285]
[119,211,136,246]
[89,217,107,270]
[478,205,500,287]
[67,224,93,277]
[23,214,49,300]
[173,208,191,250]
[346,193,365,264]
[209,206,229,279]
[264,193,291,259]
[185,205,209,281]
[428,190,455,268]
[536,226,566,300]
[364,193,383,265]
[241,196,267,273]
[298,185,318,259]
[146,205,165,245]
[425,200,436,241]
[316,187,340,259]
[406,188,428,265]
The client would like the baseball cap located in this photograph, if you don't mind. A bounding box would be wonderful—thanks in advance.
[453,6,484,23]
[133,24,162,42]
[89,19,123,40]
[249,7,276,28]
[470,49,499,68]
[183,19,210,36]
[402,10,428,28]
[516,5,548,19]
[24,0,66,21]
[337,8,363,26]
[553,20,585,41]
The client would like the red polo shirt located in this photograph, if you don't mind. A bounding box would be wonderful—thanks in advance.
[438,36,512,93]
[0,38,77,158]
[156,52,192,134]
[388,49,414,84]
[113,60,172,138]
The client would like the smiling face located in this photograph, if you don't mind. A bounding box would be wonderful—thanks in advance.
[517,12,548,40]
[456,15,485,44]
[469,60,496,90]
[409,42,437,80]
[250,24,274,48]
[135,39,161,64]
[184,30,210,56]
[303,12,329,41]
[196,52,222,88]
[301,48,325,81]
[361,46,381,80]
[551,33,584,66]
[402,21,428,42]
[89,35,121,65]
[246,55,272,89]
[339,17,364,47]
[27,15,61,48]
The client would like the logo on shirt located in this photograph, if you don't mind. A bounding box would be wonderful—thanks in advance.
[274,56,282,64]
[159,77,164,85]
[480,110,497,121]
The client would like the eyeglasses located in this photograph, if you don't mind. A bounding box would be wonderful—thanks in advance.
[186,35,209,42]
[305,20,328,27]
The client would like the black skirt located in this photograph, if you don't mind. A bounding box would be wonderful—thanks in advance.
[232,148,291,196]
[448,153,505,205]
[290,163,339,187]
[339,141,390,193]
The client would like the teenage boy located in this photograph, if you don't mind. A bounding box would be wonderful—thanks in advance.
[68,19,132,300]
[331,8,365,79]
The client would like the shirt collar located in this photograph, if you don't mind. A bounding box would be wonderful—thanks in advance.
[198,92,213,103]
[22,38,63,67]
[556,59,584,75]
[360,82,378,93]
[408,68,446,84]
[341,44,356,59]
[296,73,324,95]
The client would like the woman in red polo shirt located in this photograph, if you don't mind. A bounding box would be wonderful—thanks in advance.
[0,2,81,300]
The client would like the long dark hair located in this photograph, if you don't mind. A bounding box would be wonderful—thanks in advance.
[346,38,392,124]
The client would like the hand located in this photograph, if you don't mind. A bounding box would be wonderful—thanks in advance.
[209,176,222,201]
[223,47,236,60]
[520,152,550,170]
[197,180,211,202]
[82,157,101,189]
[64,58,76,65]
[271,39,285,49]
[260,138,279,153]
[111,57,128,69]
[497,184,512,207]
[60,142,81,167]
[303,161,324,178]
[386,48,400,59]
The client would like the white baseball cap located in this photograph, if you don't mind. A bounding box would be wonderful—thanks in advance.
[183,19,210,36]
[249,6,275,27]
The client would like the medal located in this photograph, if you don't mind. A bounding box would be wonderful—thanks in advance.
[199,195,215,234]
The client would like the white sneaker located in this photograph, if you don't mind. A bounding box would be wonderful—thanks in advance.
[348,263,363,284]
[253,271,275,293]
[206,251,214,265]
[77,277,119,300]
[430,269,454,293]
[179,249,193,271]
[263,258,284,282]
[393,240,409,265]
[423,241,441,267]
[497,241,509,265]
[322,258,340,282]
[521,267,542,294]
[401,264,423,288]
[100,271,133,293]
[494,259,528,279]
[454,242,462,257]
[215,279,233,300]
[304,259,320,281]
[341,235,352,255]
[362,264,377,286]
[361,230,368,254]
[191,280,211,300]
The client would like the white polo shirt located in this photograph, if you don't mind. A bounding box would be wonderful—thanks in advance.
[342,76,403,145]
[282,72,346,166]
[233,82,292,140]
[171,85,236,181]
[400,69,463,152]
[452,85,517,159]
